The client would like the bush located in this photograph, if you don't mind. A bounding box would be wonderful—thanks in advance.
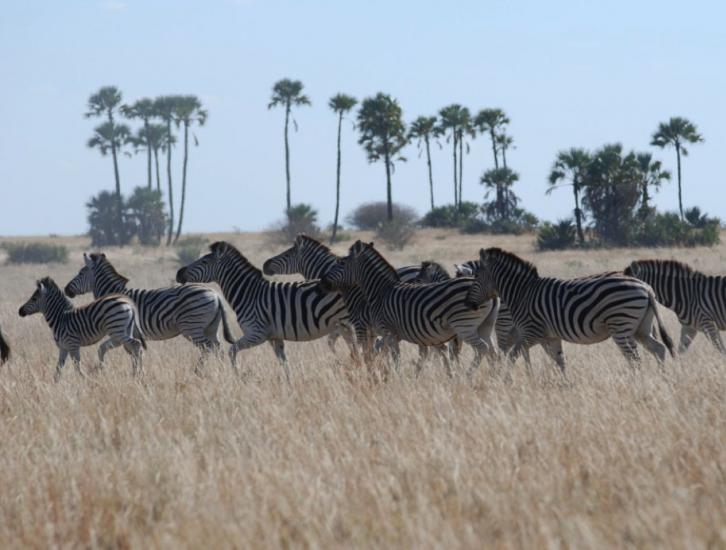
[267,204,322,246]
[87,190,133,247]
[375,218,415,250]
[176,236,209,266]
[537,219,577,251]
[347,202,418,230]
[637,212,720,247]
[461,206,540,235]
[127,187,167,245]
[2,242,68,264]
[420,202,479,228]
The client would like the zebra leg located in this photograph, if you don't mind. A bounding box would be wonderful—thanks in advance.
[678,324,698,354]
[701,320,726,354]
[337,323,361,363]
[122,338,144,376]
[326,331,340,354]
[543,339,566,377]
[70,348,84,378]
[54,349,69,382]
[228,328,268,374]
[270,340,291,385]
[448,337,462,364]
[611,333,641,367]
[635,321,668,364]
[98,338,119,365]
[414,345,430,377]
[433,345,453,378]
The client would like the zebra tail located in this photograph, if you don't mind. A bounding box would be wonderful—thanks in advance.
[650,294,675,358]
[220,305,236,344]
[0,329,9,364]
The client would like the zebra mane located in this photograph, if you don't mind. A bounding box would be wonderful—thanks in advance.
[38,276,59,290]
[626,259,697,277]
[89,253,130,285]
[483,247,539,278]
[297,234,331,253]
[353,241,400,281]
[210,241,263,278]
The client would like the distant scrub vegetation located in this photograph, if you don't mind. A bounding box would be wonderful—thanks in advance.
[2,242,68,264]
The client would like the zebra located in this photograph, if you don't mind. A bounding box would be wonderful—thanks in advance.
[625,259,726,354]
[319,240,499,376]
[0,324,9,364]
[176,241,358,382]
[455,260,517,355]
[464,247,674,374]
[19,277,147,381]
[262,235,452,361]
[65,253,235,366]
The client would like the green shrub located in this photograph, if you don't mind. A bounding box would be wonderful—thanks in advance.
[375,218,415,250]
[420,202,479,228]
[3,242,68,264]
[127,187,167,245]
[346,202,418,230]
[537,219,577,251]
[637,212,720,247]
[176,235,209,266]
[268,203,322,246]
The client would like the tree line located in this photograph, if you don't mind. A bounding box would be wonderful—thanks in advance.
[85,86,206,246]
[268,77,708,247]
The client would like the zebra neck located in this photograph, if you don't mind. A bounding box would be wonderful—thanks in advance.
[492,268,535,313]
[356,252,398,303]
[300,247,337,279]
[93,270,127,298]
[217,257,266,306]
[43,291,73,328]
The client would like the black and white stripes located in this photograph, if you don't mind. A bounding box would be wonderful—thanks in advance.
[19,277,147,380]
[0,324,9,364]
[625,259,726,354]
[466,248,674,373]
[65,253,235,354]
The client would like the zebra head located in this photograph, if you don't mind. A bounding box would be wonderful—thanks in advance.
[262,236,304,276]
[65,253,97,298]
[177,241,228,284]
[417,261,450,283]
[464,249,499,309]
[623,261,641,278]
[19,278,55,317]
[454,260,478,278]
[319,240,367,292]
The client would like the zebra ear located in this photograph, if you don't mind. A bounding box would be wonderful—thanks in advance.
[83,253,93,268]
[479,249,489,265]
[37,281,47,294]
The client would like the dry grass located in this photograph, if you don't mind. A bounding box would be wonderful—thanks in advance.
[0,230,724,548]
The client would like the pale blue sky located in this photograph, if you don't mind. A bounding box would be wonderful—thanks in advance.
[1,0,724,236]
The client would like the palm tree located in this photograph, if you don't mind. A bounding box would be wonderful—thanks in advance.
[474,108,509,169]
[121,98,156,189]
[547,148,591,245]
[357,93,407,222]
[437,105,471,208]
[328,93,357,244]
[635,153,671,219]
[172,96,207,243]
[131,124,174,193]
[651,117,703,220]
[268,79,311,211]
[496,133,514,169]
[408,116,440,210]
[154,95,181,245]
[456,108,474,206]
[86,86,125,229]
[481,167,519,220]
[475,109,510,217]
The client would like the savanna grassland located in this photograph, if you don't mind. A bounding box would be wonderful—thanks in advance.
[0,230,724,549]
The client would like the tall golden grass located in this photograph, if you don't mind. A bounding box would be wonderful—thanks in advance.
[0,230,724,548]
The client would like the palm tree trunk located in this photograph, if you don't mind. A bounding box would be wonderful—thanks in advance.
[144,119,152,189]
[331,113,343,244]
[154,147,161,192]
[452,135,458,207]
[676,143,683,221]
[174,121,190,244]
[573,185,584,245]
[458,133,464,208]
[502,145,508,169]
[284,103,291,211]
[384,140,393,222]
[490,130,499,169]
[165,119,174,246]
[425,136,434,210]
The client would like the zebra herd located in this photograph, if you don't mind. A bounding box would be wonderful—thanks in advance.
[4,236,726,381]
